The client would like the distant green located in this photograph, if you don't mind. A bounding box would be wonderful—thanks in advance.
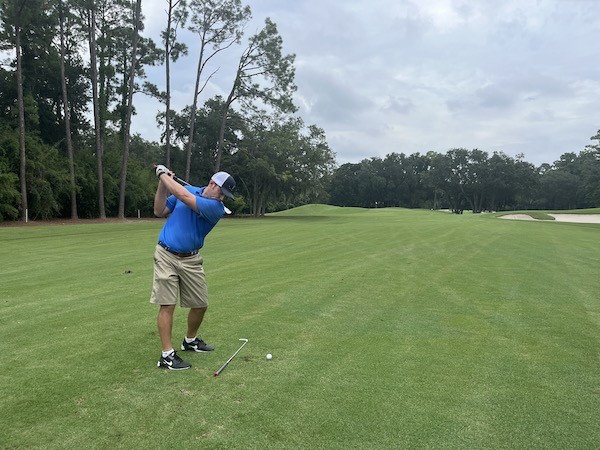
[1,206,598,449]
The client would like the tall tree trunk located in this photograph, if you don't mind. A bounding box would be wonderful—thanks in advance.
[15,18,28,221]
[185,40,206,181]
[98,6,108,150]
[253,188,259,217]
[215,101,229,172]
[59,1,78,219]
[215,80,237,172]
[118,0,142,219]
[251,175,258,216]
[87,8,106,219]
[164,2,173,167]
[165,52,172,166]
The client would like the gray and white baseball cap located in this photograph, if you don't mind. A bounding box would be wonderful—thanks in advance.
[211,171,236,199]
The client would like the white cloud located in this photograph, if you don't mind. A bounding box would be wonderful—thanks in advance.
[133,0,600,167]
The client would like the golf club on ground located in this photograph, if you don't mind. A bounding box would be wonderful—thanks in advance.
[214,338,248,377]
[151,164,232,214]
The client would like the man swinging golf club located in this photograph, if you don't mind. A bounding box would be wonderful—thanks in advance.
[151,164,236,370]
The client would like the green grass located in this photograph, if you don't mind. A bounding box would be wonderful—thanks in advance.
[1,207,599,449]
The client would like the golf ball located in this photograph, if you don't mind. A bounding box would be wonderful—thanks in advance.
[266,353,272,360]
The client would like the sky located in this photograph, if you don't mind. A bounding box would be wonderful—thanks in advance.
[133,0,600,167]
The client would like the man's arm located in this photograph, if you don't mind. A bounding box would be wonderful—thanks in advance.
[154,177,171,217]
[155,173,198,214]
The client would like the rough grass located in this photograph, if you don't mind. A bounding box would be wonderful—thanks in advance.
[1,207,599,448]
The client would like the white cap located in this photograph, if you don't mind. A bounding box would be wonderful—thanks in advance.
[211,171,236,199]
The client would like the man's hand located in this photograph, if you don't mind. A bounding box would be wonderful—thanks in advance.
[155,164,170,178]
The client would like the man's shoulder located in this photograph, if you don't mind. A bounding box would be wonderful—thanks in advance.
[195,195,224,223]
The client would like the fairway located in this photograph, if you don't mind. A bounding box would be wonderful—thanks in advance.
[1,206,599,448]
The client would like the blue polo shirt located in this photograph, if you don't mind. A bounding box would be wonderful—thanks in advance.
[158,186,225,253]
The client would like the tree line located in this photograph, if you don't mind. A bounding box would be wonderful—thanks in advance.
[329,141,600,213]
[0,0,598,222]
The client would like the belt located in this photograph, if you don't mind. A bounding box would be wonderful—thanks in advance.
[158,241,198,257]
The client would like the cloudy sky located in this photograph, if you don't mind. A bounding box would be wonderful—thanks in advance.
[134,0,600,167]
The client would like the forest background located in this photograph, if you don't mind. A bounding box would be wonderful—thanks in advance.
[0,0,598,222]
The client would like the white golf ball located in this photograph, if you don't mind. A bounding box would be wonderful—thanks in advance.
[266,353,273,360]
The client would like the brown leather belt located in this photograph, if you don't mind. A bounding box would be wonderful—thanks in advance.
[158,241,198,257]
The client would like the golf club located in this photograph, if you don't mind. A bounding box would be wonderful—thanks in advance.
[152,163,232,214]
[214,338,248,377]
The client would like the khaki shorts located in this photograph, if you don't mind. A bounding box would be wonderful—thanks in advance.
[150,244,208,308]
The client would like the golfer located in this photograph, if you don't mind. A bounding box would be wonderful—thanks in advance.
[151,164,235,370]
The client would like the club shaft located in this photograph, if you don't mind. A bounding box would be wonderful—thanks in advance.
[172,175,190,186]
[215,340,248,376]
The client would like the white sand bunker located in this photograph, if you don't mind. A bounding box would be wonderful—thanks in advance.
[500,214,600,223]
[549,214,600,223]
[500,214,537,221]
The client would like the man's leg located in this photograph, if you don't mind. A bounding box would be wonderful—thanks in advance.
[187,306,207,338]
[157,304,191,370]
[179,257,213,352]
[181,307,214,352]
[157,304,176,352]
